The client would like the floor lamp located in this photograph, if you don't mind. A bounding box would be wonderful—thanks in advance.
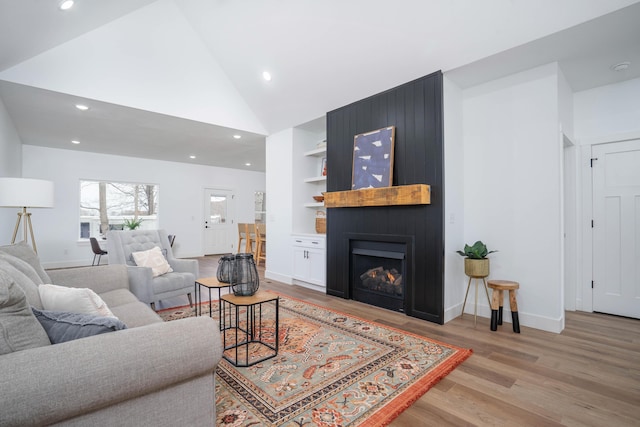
[0,178,54,253]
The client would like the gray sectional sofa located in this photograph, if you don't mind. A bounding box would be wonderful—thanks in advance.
[0,242,222,426]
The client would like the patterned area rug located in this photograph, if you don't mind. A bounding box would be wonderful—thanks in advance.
[159,293,471,426]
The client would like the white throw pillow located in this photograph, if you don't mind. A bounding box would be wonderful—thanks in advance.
[38,284,117,318]
[131,246,173,277]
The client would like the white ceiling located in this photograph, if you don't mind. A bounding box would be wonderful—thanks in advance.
[1,0,639,173]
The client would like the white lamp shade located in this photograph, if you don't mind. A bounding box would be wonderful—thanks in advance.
[0,178,54,208]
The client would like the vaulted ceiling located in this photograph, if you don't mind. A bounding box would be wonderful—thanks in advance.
[1,0,639,172]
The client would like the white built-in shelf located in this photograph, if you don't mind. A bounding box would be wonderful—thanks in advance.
[304,176,327,183]
[304,202,325,208]
[304,147,327,157]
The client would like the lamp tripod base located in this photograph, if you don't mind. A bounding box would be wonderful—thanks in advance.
[11,207,38,253]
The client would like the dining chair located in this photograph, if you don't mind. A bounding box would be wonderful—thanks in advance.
[254,223,266,266]
[90,237,108,266]
[237,223,249,254]
[246,223,256,254]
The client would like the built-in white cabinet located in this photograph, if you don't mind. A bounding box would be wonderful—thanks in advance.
[289,117,326,290]
[292,234,326,289]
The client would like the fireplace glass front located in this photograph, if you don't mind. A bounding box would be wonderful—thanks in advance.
[351,240,406,312]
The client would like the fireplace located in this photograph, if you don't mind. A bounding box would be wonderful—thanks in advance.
[350,238,410,313]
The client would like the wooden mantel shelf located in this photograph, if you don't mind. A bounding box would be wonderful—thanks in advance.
[324,184,430,208]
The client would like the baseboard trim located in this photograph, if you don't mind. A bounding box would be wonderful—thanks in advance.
[43,259,93,270]
[264,271,292,285]
[445,301,564,333]
[292,279,326,293]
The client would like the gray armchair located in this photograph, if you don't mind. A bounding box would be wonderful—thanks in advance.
[106,229,196,310]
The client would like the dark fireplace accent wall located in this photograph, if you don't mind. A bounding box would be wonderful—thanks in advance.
[326,71,444,324]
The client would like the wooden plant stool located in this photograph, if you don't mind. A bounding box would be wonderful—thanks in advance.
[487,280,520,333]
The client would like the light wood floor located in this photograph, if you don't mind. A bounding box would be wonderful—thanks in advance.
[174,256,640,427]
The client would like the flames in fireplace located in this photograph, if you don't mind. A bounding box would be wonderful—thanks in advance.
[359,267,403,297]
[351,240,407,312]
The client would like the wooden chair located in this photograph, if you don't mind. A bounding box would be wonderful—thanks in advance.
[237,223,248,253]
[237,223,256,254]
[246,224,256,254]
[254,223,266,266]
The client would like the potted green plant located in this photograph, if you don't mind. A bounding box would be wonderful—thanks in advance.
[456,241,497,277]
[123,218,143,230]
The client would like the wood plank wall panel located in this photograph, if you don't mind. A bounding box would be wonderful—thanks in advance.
[326,71,444,323]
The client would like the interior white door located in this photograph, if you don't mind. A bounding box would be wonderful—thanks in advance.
[592,139,640,318]
[203,188,235,255]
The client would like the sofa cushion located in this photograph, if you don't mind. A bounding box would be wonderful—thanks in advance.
[31,308,127,344]
[99,288,142,308]
[0,272,51,355]
[0,241,51,284]
[0,258,43,309]
[109,302,163,328]
[39,284,117,318]
[132,246,173,277]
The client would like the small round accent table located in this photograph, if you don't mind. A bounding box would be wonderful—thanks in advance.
[487,280,520,333]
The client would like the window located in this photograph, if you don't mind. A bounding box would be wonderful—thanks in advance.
[255,191,266,223]
[79,180,159,239]
[208,195,227,224]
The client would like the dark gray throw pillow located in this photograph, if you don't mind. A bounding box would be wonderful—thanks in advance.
[31,308,128,344]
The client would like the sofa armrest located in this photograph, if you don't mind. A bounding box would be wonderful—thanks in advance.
[169,258,198,276]
[0,316,221,426]
[47,264,130,294]
[125,265,155,303]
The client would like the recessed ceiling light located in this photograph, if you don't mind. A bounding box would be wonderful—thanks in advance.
[610,61,631,72]
[71,140,80,145]
[59,0,74,11]
[233,134,242,139]
[75,104,89,111]
[245,163,251,166]
[262,71,272,82]
[189,155,196,159]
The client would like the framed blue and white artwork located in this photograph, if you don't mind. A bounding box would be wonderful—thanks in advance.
[351,126,395,190]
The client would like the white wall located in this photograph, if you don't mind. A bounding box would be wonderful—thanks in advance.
[264,128,294,284]
[442,76,467,322]
[558,67,575,141]
[0,97,23,234]
[574,77,640,142]
[462,63,564,332]
[558,67,576,318]
[0,97,22,178]
[21,145,264,267]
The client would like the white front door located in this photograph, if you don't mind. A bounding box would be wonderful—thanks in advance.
[203,188,234,255]
[592,139,640,319]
